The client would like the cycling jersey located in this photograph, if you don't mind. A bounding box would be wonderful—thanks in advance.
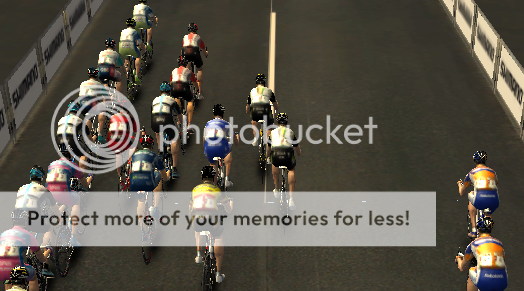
[7,286,27,290]
[46,158,84,206]
[464,234,508,291]
[98,50,124,82]
[15,183,57,233]
[464,166,499,214]
[56,114,90,157]
[0,226,38,282]
[182,33,205,50]
[107,113,138,154]
[203,118,232,164]
[133,3,154,29]
[268,126,298,170]
[80,79,106,98]
[191,182,228,213]
[119,28,143,58]
[129,149,164,192]
[247,86,276,105]
[182,33,205,68]
[170,67,197,84]
[151,94,181,139]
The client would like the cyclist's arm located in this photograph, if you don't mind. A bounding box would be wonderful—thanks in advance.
[266,135,272,157]
[155,157,169,181]
[190,72,199,91]
[199,40,208,57]
[270,92,278,111]
[459,175,471,196]
[246,96,251,113]
[219,196,232,214]
[233,133,239,146]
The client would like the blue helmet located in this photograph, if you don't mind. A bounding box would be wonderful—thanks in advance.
[473,151,487,164]
[29,165,46,181]
[160,82,171,93]
[67,101,81,114]
[476,214,494,233]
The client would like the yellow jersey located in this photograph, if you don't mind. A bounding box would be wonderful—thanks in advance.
[191,182,228,212]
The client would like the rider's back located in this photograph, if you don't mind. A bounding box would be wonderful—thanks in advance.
[465,166,498,194]
[46,158,81,193]
[191,183,227,214]
[250,86,273,104]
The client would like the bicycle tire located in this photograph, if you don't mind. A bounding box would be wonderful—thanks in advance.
[26,252,48,291]
[76,192,87,235]
[55,227,73,277]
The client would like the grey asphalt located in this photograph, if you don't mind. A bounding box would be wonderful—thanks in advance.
[0,0,523,290]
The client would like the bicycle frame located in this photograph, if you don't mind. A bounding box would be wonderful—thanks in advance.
[279,166,289,217]
[213,157,226,191]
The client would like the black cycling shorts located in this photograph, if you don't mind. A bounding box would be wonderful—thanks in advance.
[192,212,224,238]
[250,103,274,125]
[56,134,88,157]
[182,46,204,68]
[98,64,122,82]
[151,114,177,140]
[271,147,296,170]
[171,82,193,102]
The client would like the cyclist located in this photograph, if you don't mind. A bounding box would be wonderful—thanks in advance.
[133,0,157,51]
[170,55,199,133]
[79,67,109,144]
[203,104,239,187]
[13,166,60,278]
[56,102,92,172]
[4,267,33,291]
[47,144,93,247]
[119,18,145,86]
[98,38,125,95]
[267,113,301,210]
[455,215,508,291]
[151,82,182,179]
[128,133,170,241]
[457,151,499,238]
[107,98,138,183]
[190,166,233,284]
[181,23,208,95]
[247,74,279,147]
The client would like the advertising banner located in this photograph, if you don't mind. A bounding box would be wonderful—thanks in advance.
[0,87,10,154]
[496,40,524,125]
[90,0,104,16]
[455,0,475,44]
[473,8,499,81]
[66,0,89,47]
[6,45,43,129]
[39,12,68,84]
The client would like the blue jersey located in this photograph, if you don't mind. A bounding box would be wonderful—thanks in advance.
[129,149,164,191]
[203,118,232,163]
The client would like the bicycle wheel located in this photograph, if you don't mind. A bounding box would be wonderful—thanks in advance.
[141,193,155,265]
[76,192,87,235]
[259,129,265,170]
[55,227,73,277]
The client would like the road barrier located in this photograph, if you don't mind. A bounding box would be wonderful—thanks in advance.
[0,0,106,154]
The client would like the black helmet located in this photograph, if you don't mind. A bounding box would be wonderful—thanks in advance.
[255,73,266,85]
[126,18,136,27]
[473,151,487,164]
[188,23,198,32]
[140,135,154,148]
[88,67,98,78]
[213,104,225,117]
[105,38,116,48]
[10,266,29,283]
[276,113,288,125]
[178,55,188,67]
[29,165,46,181]
[160,82,171,93]
[476,214,494,233]
[201,166,216,179]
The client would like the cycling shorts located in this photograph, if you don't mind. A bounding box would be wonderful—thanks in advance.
[204,139,232,164]
[135,21,153,30]
[250,103,274,125]
[151,114,176,140]
[56,134,88,157]
[129,170,162,194]
[98,64,122,82]
[192,211,224,238]
[182,46,203,68]
[52,191,80,208]
[171,82,193,102]
[119,43,140,59]
[468,190,499,214]
[271,147,296,171]
[469,267,508,291]
[0,260,35,282]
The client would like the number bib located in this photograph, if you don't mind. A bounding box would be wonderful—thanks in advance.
[132,161,153,173]
[0,245,20,257]
[47,169,68,183]
[15,196,38,209]
[152,104,171,114]
[474,178,497,190]
[478,253,505,268]
[193,195,216,210]
[205,128,226,139]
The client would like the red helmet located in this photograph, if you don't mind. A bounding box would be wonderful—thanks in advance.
[140,135,154,148]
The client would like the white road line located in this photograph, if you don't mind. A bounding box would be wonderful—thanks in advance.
[265,10,277,203]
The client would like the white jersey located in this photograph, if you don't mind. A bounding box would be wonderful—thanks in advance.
[15,182,54,210]
[250,86,273,104]
[120,27,143,48]
[152,95,177,114]
[171,67,194,83]
[270,126,295,148]
[133,3,154,23]
[183,33,203,47]
[57,115,83,136]
[98,50,121,66]
[79,79,104,97]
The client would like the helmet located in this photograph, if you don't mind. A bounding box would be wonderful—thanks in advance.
[212,104,225,116]
[188,23,198,32]
[476,214,494,233]
[160,82,171,93]
[255,73,266,85]
[29,165,46,181]
[105,38,116,48]
[139,0,147,2]
[67,101,81,114]
[276,113,288,124]
[126,18,136,27]
[178,55,188,67]
[140,135,154,148]
[88,67,98,77]
[201,166,216,179]
[10,266,29,282]
[473,151,487,164]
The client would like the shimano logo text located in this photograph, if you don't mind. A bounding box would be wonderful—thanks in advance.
[12,64,39,109]
[458,0,472,27]
[69,1,86,30]
[500,61,524,104]
[44,28,66,65]
[476,26,495,61]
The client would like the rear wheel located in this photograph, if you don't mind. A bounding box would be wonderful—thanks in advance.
[76,192,87,235]
[55,227,73,277]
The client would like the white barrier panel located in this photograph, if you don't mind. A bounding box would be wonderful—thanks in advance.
[6,46,42,129]
[473,8,499,80]
[66,0,89,47]
[442,0,455,16]
[455,0,475,43]
[39,12,68,84]
[90,0,104,16]
[496,41,524,124]
[0,91,9,154]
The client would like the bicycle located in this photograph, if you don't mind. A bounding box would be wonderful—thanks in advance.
[138,28,152,74]
[200,197,232,291]
[140,185,166,265]
[278,165,290,219]
[162,132,174,181]
[25,247,50,291]
[456,247,477,286]
[124,55,139,100]
[213,157,227,191]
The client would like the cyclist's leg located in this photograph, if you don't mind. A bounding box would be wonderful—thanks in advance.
[195,55,204,93]
[467,268,479,291]
[171,135,179,168]
[272,164,279,190]
[153,170,162,209]
[224,144,233,185]
[26,265,37,291]
[137,197,146,231]
[468,191,477,229]
[187,100,195,125]
[116,66,124,94]
[70,192,81,236]
[116,152,123,176]
[288,157,297,195]
[251,120,259,140]
[214,231,225,280]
